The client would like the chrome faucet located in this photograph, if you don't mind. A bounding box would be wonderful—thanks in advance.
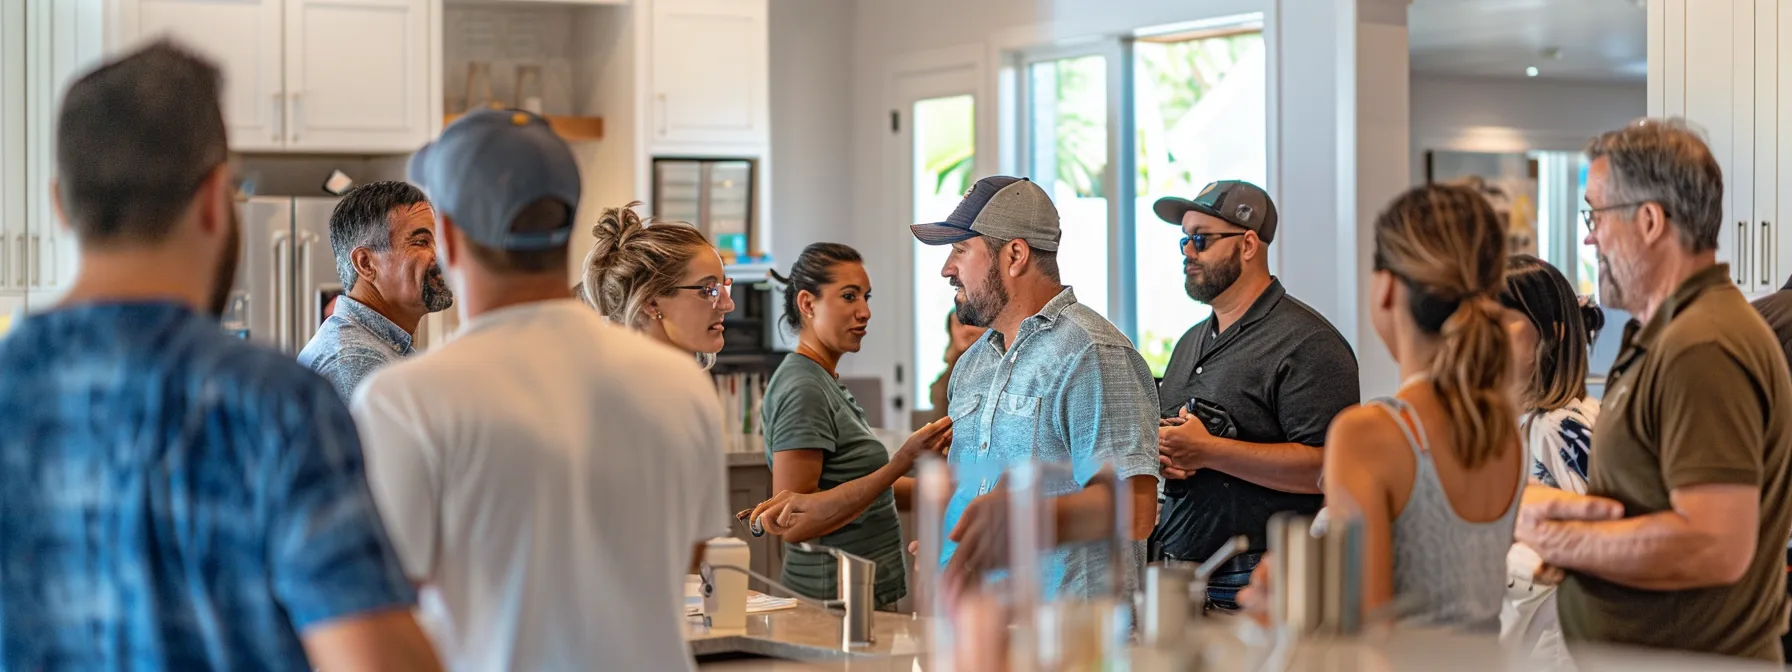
[794,542,876,647]
[705,542,877,649]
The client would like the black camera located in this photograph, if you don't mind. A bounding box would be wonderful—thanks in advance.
[1162,398,1238,497]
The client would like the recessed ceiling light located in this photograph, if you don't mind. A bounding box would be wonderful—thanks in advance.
[1526,66,1540,77]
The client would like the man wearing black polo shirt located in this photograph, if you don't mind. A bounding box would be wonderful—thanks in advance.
[1148,180,1360,611]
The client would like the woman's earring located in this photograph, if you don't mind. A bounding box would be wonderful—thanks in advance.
[654,312,664,320]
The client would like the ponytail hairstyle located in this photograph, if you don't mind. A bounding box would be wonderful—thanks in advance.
[581,202,715,362]
[769,242,863,334]
[1497,254,1603,412]
[1372,184,1516,469]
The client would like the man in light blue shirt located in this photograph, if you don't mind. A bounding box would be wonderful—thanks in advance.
[911,175,1161,600]
[299,181,454,399]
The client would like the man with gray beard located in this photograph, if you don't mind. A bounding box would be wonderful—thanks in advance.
[1149,180,1359,611]
[300,180,456,399]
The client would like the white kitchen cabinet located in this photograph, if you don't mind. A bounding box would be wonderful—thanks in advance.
[285,0,432,152]
[124,0,285,152]
[21,0,105,306]
[649,0,768,151]
[1649,0,1789,295]
[118,0,434,153]
[1,0,26,300]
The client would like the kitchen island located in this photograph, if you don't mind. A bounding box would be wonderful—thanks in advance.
[687,603,923,669]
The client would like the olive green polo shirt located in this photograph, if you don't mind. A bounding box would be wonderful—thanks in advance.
[1558,264,1792,662]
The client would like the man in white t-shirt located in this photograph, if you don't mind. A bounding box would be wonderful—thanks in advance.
[352,109,729,671]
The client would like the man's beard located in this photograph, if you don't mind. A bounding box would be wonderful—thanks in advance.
[208,206,242,318]
[1597,254,1629,313]
[420,261,454,313]
[953,263,1008,328]
[1184,245,1242,303]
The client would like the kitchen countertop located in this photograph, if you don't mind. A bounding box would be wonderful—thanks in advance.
[686,603,924,664]
[726,452,767,467]
[693,614,1790,671]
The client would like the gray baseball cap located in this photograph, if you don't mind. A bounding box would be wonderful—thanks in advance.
[407,109,581,251]
[1153,179,1279,244]
[910,176,1061,251]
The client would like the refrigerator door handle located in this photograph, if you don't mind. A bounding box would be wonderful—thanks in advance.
[298,231,317,347]
[273,231,291,353]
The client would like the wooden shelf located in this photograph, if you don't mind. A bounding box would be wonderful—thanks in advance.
[442,113,604,142]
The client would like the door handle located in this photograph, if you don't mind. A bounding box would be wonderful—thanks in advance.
[1762,221,1772,286]
[31,235,40,286]
[298,231,316,343]
[273,231,290,352]
[273,91,284,143]
[13,234,23,286]
[290,90,302,144]
[657,93,668,136]
[1738,221,1748,284]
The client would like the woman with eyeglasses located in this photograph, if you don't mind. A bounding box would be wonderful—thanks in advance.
[580,201,735,368]
[1495,254,1604,664]
[747,243,953,609]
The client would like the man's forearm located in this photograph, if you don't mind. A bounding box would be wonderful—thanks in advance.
[775,455,915,542]
[1203,439,1324,494]
[1527,512,1742,590]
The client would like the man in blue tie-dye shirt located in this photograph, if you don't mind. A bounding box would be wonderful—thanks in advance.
[0,40,441,671]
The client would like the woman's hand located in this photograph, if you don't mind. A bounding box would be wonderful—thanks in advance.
[1237,553,1272,627]
[897,416,954,462]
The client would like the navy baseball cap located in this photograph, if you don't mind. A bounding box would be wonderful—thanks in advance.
[910,176,1061,251]
[408,109,581,251]
[1153,180,1278,244]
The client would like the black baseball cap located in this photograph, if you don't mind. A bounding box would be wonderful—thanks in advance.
[1153,180,1278,244]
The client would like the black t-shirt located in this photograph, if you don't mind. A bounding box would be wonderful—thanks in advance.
[1148,279,1360,563]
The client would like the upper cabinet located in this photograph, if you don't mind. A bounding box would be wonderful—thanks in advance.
[119,0,434,153]
[1649,0,1788,296]
[285,0,432,151]
[130,0,284,151]
[649,0,767,152]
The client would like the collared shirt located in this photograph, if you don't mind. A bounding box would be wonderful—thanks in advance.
[1150,278,1358,564]
[939,287,1161,599]
[0,301,417,671]
[298,295,415,400]
[1558,265,1792,661]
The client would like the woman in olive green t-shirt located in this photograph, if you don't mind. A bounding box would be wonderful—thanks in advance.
[754,243,953,608]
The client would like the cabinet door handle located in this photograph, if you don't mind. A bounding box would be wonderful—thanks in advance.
[1738,221,1748,284]
[657,93,668,136]
[31,235,40,287]
[13,234,23,286]
[1764,221,1773,286]
[290,91,303,144]
[273,91,284,143]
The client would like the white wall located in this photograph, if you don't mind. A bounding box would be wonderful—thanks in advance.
[768,0,853,268]
[1409,74,1645,179]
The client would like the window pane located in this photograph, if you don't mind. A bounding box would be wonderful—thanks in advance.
[1132,32,1265,376]
[1029,55,1109,318]
[912,94,975,412]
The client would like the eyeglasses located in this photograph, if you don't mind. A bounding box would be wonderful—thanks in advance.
[1180,232,1247,254]
[1580,201,1651,232]
[673,277,733,307]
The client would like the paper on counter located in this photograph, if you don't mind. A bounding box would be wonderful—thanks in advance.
[684,590,801,616]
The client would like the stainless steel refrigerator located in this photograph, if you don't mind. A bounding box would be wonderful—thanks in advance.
[223,196,342,354]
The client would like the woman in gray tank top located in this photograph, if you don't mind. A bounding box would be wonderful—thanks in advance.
[1319,184,1527,633]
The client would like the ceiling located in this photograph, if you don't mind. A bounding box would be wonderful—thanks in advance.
[1408,0,1647,83]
